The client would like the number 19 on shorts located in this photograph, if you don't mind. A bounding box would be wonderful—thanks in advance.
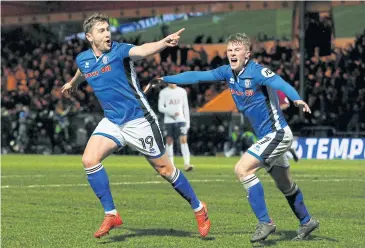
[138,136,154,150]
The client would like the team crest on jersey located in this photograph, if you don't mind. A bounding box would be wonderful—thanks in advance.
[261,68,275,78]
[244,79,251,88]
[85,61,89,68]
[229,77,235,84]
[102,56,109,64]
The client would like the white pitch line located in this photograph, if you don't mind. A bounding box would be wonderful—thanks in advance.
[1,179,225,189]
[1,175,46,178]
[0,174,348,178]
[1,174,134,178]
[296,179,365,182]
[1,178,365,189]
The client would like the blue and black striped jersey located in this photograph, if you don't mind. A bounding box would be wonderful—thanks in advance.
[164,60,301,139]
[76,42,154,125]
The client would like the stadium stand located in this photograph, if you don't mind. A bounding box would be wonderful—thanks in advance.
[1,2,365,155]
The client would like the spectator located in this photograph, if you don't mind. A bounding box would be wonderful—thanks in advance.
[2,28,365,154]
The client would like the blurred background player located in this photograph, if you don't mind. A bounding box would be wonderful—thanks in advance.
[151,33,319,243]
[61,13,210,239]
[158,83,193,172]
[224,125,257,157]
[277,90,299,162]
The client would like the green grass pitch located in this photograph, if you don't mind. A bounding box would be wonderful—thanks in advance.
[2,155,365,247]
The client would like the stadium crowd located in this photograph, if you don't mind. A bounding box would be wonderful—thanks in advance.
[1,28,365,154]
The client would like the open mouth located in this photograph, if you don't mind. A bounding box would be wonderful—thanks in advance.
[230,58,238,65]
[105,40,111,46]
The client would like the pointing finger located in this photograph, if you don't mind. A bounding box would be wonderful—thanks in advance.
[174,28,185,36]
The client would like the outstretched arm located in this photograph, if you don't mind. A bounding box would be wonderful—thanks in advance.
[163,70,224,85]
[129,28,185,61]
[143,66,227,94]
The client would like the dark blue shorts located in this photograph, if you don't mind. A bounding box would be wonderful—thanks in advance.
[164,122,188,138]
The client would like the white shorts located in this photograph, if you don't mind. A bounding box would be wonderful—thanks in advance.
[247,126,293,171]
[92,117,165,158]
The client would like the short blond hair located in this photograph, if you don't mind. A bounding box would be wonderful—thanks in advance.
[83,13,109,33]
[226,33,251,51]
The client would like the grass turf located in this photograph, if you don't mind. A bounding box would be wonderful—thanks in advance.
[2,155,365,247]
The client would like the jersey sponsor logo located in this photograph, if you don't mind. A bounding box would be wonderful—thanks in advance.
[85,70,99,79]
[168,99,181,105]
[261,68,275,78]
[229,77,235,84]
[230,88,244,96]
[102,56,109,64]
[245,89,254,96]
[101,65,112,73]
[85,65,112,78]
[244,79,251,88]
[85,61,90,68]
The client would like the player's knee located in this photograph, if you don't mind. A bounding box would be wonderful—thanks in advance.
[179,136,187,144]
[166,136,173,145]
[148,153,175,177]
[82,155,100,168]
[277,180,293,193]
[277,181,297,195]
[156,164,174,178]
[272,175,293,193]
[234,162,258,178]
[269,167,293,192]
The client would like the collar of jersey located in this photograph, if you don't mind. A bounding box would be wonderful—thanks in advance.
[90,44,112,62]
[237,59,251,76]
[91,50,105,62]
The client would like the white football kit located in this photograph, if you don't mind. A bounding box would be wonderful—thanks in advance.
[158,86,190,137]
